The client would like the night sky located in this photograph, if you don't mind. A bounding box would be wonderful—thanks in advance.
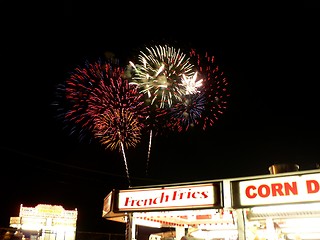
[1,3,319,234]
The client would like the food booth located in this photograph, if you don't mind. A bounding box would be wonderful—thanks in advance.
[102,165,320,240]
[9,204,78,240]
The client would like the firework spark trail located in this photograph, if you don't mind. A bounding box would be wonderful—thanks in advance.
[145,129,153,176]
[136,106,168,176]
[120,141,131,186]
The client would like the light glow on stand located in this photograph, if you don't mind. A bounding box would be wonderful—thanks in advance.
[248,203,320,240]
[190,229,238,240]
[250,202,320,214]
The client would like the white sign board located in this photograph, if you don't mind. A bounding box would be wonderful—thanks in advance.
[238,173,320,206]
[118,183,219,211]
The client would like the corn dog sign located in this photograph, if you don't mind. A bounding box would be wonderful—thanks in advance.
[237,173,320,206]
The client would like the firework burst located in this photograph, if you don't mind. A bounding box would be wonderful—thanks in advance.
[89,62,148,186]
[128,45,196,108]
[55,45,230,182]
[55,58,148,186]
[93,109,142,150]
[54,59,106,141]
[165,48,230,132]
[93,108,143,186]
[190,49,230,130]
[167,92,206,132]
[90,72,149,152]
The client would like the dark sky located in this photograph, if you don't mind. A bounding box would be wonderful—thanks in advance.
[1,3,320,234]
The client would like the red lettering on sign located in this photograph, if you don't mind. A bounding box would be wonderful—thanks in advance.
[122,187,211,208]
[258,184,270,197]
[245,185,257,198]
[306,180,319,193]
[283,182,298,195]
[245,182,298,199]
[271,183,283,196]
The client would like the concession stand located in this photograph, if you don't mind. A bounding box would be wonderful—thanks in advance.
[230,167,320,240]
[102,165,320,240]
[9,204,78,240]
